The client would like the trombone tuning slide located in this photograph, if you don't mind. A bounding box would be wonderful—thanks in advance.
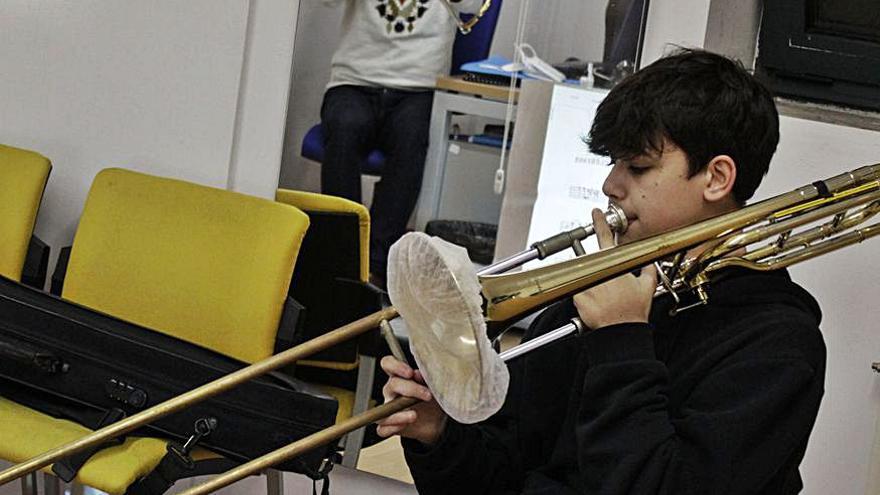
[478,205,628,276]
[531,204,628,259]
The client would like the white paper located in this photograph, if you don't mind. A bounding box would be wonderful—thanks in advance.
[526,84,611,269]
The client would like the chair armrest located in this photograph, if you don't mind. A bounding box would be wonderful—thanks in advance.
[50,246,72,296]
[275,295,307,354]
[22,235,50,290]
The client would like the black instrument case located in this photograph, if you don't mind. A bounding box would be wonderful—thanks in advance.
[0,275,337,475]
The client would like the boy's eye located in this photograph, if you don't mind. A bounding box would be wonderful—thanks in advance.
[629,165,649,175]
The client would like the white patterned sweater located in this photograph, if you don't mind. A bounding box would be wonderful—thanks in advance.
[321,0,483,90]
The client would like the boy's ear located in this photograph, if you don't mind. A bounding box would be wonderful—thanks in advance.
[702,155,737,203]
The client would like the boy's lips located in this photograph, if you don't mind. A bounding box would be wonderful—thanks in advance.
[615,207,637,223]
[620,212,637,234]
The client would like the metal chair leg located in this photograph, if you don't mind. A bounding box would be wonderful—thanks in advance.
[265,469,284,495]
[19,473,36,495]
[42,474,61,495]
[340,354,376,468]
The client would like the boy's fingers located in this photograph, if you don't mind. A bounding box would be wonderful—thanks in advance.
[413,369,426,384]
[377,410,417,428]
[376,409,420,438]
[592,208,615,250]
[376,424,405,438]
[640,263,659,291]
[383,376,433,403]
[380,355,413,379]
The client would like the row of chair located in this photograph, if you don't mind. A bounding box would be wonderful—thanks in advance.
[0,143,386,495]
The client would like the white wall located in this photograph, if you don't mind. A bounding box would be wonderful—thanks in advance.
[279,0,344,193]
[756,117,880,495]
[640,0,711,64]
[227,0,302,199]
[490,0,607,63]
[1,0,299,264]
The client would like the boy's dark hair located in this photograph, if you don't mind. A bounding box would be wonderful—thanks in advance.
[588,48,779,204]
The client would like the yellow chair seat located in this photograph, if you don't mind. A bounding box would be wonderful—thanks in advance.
[314,384,379,425]
[0,397,226,494]
[314,385,356,425]
[0,397,167,494]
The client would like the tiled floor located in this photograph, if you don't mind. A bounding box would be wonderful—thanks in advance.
[171,463,417,495]
[357,436,413,484]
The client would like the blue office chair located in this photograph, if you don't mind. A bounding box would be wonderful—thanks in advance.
[300,125,387,176]
[300,0,503,175]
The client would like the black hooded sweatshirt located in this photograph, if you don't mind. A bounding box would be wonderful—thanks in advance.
[404,267,826,494]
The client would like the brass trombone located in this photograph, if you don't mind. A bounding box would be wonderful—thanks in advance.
[1,163,878,494]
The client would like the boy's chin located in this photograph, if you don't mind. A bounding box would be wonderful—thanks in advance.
[618,235,638,245]
[617,221,642,244]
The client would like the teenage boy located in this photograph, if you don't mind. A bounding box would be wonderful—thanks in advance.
[377,48,825,494]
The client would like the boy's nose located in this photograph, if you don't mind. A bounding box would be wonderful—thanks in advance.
[602,164,624,200]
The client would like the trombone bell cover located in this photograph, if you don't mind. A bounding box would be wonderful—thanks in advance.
[388,232,509,424]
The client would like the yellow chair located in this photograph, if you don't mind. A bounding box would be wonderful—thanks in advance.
[0,168,311,495]
[274,189,386,468]
[0,144,51,283]
[0,144,52,494]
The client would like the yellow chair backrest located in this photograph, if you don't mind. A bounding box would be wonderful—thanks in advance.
[0,144,51,282]
[62,168,309,363]
[275,189,370,283]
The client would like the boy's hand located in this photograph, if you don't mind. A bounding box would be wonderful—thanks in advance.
[376,356,448,445]
[573,208,658,330]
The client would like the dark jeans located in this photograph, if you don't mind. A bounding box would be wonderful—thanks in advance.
[320,85,433,279]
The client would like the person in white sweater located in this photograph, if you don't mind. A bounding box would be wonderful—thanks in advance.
[319,0,482,286]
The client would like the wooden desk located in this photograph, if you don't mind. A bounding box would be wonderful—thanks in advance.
[434,75,519,102]
[413,77,518,229]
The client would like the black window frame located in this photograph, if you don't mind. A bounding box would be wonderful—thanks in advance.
[756,0,880,112]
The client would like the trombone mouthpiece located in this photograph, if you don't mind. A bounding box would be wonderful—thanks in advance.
[604,204,628,234]
[583,204,628,236]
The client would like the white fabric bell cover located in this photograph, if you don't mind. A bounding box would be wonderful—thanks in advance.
[387,232,509,424]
